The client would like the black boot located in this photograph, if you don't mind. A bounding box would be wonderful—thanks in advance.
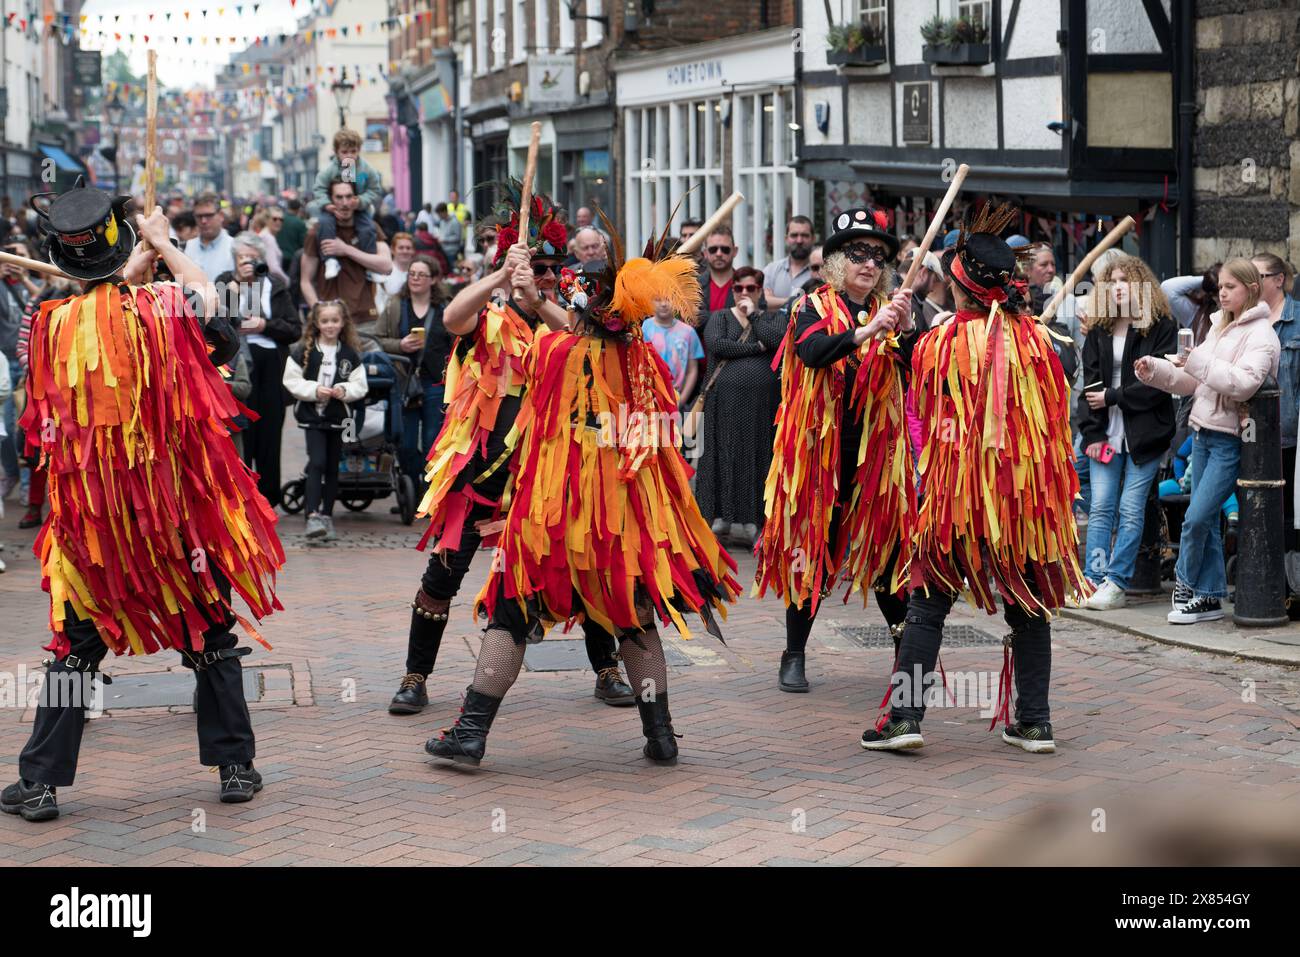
[388,673,429,715]
[637,692,679,765]
[778,651,809,693]
[593,666,635,706]
[425,687,503,767]
[1,779,59,822]
[218,763,263,803]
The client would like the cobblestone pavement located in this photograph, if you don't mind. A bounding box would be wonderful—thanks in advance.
[2,499,1298,866]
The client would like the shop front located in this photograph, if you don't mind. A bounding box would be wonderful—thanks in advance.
[613,28,812,268]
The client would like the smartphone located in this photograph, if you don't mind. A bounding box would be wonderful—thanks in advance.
[1098,444,1116,464]
[1177,327,1194,357]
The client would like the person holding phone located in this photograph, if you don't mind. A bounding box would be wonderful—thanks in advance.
[1077,256,1177,610]
[1136,259,1280,623]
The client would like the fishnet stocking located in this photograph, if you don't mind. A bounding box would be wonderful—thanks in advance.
[471,628,525,698]
[620,628,668,702]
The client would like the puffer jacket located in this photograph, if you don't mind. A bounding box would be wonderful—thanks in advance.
[1141,302,1280,436]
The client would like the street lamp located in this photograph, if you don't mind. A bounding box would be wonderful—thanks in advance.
[331,67,355,129]
[105,96,126,192]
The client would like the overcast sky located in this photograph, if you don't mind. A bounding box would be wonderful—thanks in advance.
[79,0,305,88]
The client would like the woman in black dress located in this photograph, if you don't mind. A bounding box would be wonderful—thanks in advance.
[694,266,784,547]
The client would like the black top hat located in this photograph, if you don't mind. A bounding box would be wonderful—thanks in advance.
[940,202,1025,308]
[29,176,136,282]
[823,205,900,260]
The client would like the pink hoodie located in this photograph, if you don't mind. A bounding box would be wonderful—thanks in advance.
[1141,302,1279,436]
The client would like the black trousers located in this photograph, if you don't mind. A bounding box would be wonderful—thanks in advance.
[889,589,1052,726]
[18,569,255,788]
[242,343,287,505]
[406,496,618,677]
[304,427,343,516]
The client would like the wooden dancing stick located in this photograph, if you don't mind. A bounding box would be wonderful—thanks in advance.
[1039,215,1135,324]
[510,121,542,303]
[143,50,159,217]
[0,249,75,280]
[676,191,744,258]
[901,163,969,290]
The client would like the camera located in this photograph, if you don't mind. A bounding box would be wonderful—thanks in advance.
[252,260,269,277]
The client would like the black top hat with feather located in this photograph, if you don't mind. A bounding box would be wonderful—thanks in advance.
[940,202,1031,309]
[29,175,136,282]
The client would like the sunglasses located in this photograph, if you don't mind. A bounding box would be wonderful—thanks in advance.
[533,262,562,277]
[1260,271,1281,279]
[810,264,822,271]
[732,283,760,293]
[844,245,888,267]
[707,245,733,254]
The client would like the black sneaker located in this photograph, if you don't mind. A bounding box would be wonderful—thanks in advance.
[1,779,59,821]
[1167,594,1223,624]
[860,717,924,751]
[218,763,264,803]
[593,667,635,706]
[1171,580,1193,611]
[1001,722,1056,754]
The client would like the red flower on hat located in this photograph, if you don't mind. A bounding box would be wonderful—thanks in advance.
[541,221,568,248]
[873,209,890,230]
[496,224,519,249]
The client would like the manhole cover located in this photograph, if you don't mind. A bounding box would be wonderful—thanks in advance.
[525,637,693,671]
[102,669,266,709]
[837,624,1001,648]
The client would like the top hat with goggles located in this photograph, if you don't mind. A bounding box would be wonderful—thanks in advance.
[29,176,136,282]
[823,205,900,261]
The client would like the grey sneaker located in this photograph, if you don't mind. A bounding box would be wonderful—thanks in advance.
[322,516,339,541]
[305,514,327,539]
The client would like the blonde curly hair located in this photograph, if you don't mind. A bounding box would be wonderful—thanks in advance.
[820,251,894,308]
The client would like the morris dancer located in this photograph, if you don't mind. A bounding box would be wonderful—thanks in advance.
[3,179,283,821]
[754,206,916,693]
[862,204,1090,754]
[426,225,741,767]
[389,185,633,716]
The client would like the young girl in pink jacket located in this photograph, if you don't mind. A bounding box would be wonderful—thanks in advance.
[1136,258,1280,624]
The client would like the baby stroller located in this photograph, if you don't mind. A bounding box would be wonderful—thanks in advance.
[280,351,419,525]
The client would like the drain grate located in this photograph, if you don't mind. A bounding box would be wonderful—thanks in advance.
[101,670,266,709]
[525,637,693,672]
[837,624,1001,648]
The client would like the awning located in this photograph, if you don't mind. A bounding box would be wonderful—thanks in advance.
[37,144,87,174]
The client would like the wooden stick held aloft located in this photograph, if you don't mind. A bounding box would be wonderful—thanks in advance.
[143,50,159,216]
[676,191,745,258]
[1039,215,1136,324]
[510,121,542,303]
[902,163,969,290]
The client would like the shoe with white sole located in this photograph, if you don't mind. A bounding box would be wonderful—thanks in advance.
[1172,580,1193,611]
[1167,594,1223,624]
[710,518,727,535]
[1084,579,1128,610]
[1002,722,1056,754]
[305,514,327,539]
[860,717,924,752]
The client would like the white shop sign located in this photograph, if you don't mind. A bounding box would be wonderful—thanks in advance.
[615,32,794,107]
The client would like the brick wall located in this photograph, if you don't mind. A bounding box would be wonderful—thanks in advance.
[1192,0,1300,269]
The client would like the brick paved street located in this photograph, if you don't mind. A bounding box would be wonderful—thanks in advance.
[3,497,1299,866]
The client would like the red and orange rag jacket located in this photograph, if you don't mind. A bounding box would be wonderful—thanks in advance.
[21,281,284,657]
[754,285,916,614]
[909,305,1090,614]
